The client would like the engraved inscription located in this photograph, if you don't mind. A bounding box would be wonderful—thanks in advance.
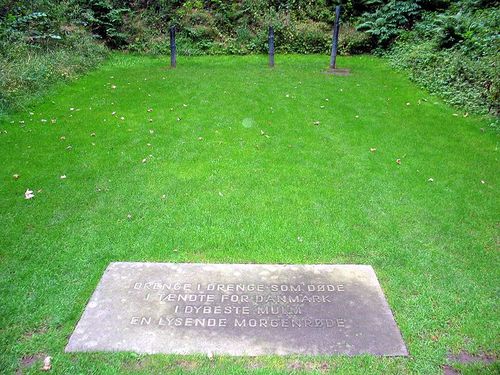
[128,282,345,330]
[66,263,409,356]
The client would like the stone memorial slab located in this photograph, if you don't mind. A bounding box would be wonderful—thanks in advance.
[66,263,408,356]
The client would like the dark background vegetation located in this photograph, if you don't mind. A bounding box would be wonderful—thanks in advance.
[0,0,498,116]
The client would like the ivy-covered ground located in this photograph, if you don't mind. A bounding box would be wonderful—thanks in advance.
[0,55,498,374]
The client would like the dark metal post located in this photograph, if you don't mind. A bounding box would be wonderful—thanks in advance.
[329,6,341,70]
[170,26,176,68]
[269,26,275,67]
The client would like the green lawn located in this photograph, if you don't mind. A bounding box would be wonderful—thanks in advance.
[0,54,498,374]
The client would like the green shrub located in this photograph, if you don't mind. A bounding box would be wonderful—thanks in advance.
[78,0,130,49]
[287,21,331,54]
[357,1,499,116]
[388,39,499,115]
[0,28,108,114]
[338,23,371,55]
[357,1,421,48]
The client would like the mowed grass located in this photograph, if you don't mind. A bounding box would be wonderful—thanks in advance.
[0,54,498,374]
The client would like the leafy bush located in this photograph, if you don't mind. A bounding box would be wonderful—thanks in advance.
[0,28,108,114]
[357,0,499,115]
[357,1,422,48]
[388,40,499,115]
[287,21,331,54]
[78,0,130,49]
[338,23,372,55]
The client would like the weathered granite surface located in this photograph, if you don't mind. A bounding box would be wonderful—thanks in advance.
[66,263,408,356]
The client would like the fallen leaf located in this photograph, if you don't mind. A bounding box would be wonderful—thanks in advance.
[148,118,153,122]
[161,194,166,200]
[147,108,153,112]
[60,175,67,179]
[111,111,116,115]
[198,137,203,141]
[90,132,96,137]
[111,85,116,89]
[51,119,56,124]
[120,117,125,120]
[70,108,74,111]
[41,356,51,371]
[406,102,411,106]
[370,148,376,152]
[60,136,66,141]
[127,214,132,219]
[13,174,20,180]
[149,130,154,134]
[24,189,34,200]
[313,121,320,126]
[396,159,401,165]
[297,236,303,242]
[218,191,224,197]
[428,178,434,182]
[142,158,147,163]
[481,180,486,184]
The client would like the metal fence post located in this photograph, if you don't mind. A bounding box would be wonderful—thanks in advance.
[329,6,341,70]
[170,26,176,68]
[269,26,275,67]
